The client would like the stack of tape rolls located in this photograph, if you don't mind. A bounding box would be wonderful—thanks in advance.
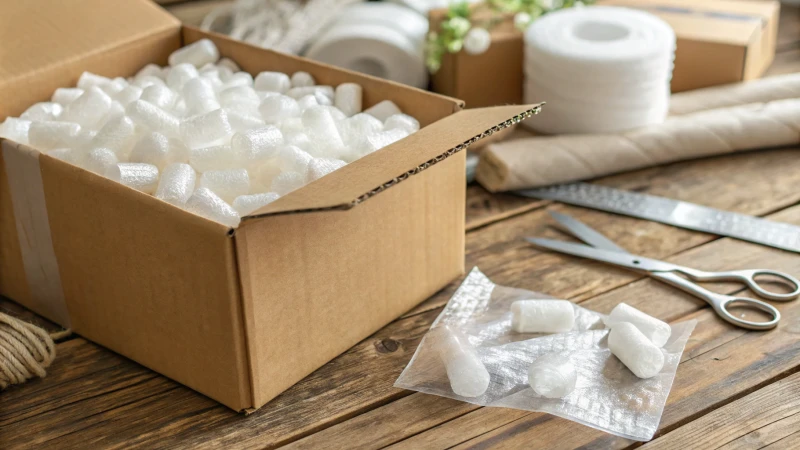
[305,3,429,89]
[523,6,676,134]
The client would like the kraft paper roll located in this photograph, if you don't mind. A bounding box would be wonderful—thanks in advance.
[669,73,800,115]
[477,98,800,192]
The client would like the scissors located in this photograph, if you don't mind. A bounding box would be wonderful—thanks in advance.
[526,211,800,330]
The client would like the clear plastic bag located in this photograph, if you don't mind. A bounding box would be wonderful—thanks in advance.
[395,267,697,441]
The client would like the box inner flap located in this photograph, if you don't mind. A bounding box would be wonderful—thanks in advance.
[1,0,178,84]
[244,103,543,218]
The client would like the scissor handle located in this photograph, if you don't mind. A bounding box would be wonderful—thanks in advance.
[683,268,800,301]
[711,295,781,330]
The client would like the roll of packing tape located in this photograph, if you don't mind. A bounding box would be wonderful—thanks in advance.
[306,23,428,89]
[523,6,675,134]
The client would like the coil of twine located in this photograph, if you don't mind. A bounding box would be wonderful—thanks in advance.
[0,311,69,389]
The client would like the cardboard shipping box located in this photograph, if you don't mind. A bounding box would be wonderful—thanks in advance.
[430,0,779,107]
[0,0,540,411]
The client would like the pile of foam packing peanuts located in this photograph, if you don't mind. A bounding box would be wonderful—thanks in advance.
[0,39,421,228]
[442,301,671,398]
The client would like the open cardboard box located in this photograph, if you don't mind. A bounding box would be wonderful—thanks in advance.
[0,0,540,411]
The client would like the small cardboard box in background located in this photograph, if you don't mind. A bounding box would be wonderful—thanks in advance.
[430,0,780,107]
[1,0,539,411]
[601,0,780,92]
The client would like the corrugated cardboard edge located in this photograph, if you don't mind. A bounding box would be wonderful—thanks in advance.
[242,103,544,221]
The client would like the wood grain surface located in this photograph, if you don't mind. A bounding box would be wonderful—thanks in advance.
[1,4,799,449]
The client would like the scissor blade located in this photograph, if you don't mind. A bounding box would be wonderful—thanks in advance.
[525,238,679,273]
[548,211,627,253]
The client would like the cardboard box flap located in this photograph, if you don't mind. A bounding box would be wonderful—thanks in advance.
[245,103,543,219]
[0,0,179,118]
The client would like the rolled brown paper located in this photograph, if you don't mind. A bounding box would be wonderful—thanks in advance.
[477,98,800,192]
[669,73,800,115]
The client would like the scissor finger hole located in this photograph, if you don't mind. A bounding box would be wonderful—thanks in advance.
[752,273,799,294]
[724,299,777,323]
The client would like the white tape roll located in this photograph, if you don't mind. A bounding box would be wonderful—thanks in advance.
[306,23,428,89]
[523,6,675,134]
[334,3,429,47]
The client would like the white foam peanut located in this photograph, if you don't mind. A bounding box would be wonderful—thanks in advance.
[435,326,490,398]
[21,102,63,121]
[198,168,250,203]
[363,100,402,122]
[297,95,320,112]
[180,109,232,149]
[185,187,241,227]
[343,113,383,143]
[62,87,113,128]
[274,145,313,174]
[135,63,163,80]
[232,192,280,216]
[189,144,238,172]
[133,75,166,90]
[290,71,315,88]
[528,353,577,399]
[302,106,344,151]
[47,148,81,165]
[51,88,85,106]
[222,72,254,89]
[84,148,119,177]
[334,83,363,117]
[352,128,408,160]
[91,115,137,157]
[115,85,143,105]
[220,86,260,107]
[108,163,160,194]
[511,299,575,333]
[126,100,180,137]
[605,303,671,347]
[254,72,291,93]
[156,163,197,206]
[384,113,420,134]
[100,77,127,96]
[141,84,178,110]
[305,157,346,183]
[231,126,283,162]
[218,57,240,73]
[259,95,300,123]
[226,109,266,131]
[287,86,334,100]
[28,121,81,150]
[182,78,220,115]
[270,171,306,195]
[166,63,200,90]
[77,72,111,90]
[130,132,190,169]
[169,38,220,67]
[608,322,665,379]
[0,118,32,145]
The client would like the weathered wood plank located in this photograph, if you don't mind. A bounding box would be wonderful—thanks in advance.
[289,206,800,450]
[642,372,800,450]
[4,149,800,449]
[760,431,800,450]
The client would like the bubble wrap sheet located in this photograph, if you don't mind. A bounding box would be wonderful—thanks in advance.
[394,267,697,441]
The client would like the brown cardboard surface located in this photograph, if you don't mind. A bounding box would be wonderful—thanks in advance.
[599,0,780,92]
[0,0,541,410]
[249,104,540,217]
[0,0,180,119]
[41,154,252,410]
[236,151,467,407]
[430,9,524,108]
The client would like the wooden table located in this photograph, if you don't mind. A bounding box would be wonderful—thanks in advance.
[3,6,800,450]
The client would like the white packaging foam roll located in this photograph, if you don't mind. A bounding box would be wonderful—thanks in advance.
[523,6,675,134]
[608,322,665,379]
[305,24,428,89]
[511,299,575,333]
[528,353,577,399]
[333,3,429,47]
[604,303,671,347]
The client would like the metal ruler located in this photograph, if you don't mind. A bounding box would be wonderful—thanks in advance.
[516,183,800,253]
